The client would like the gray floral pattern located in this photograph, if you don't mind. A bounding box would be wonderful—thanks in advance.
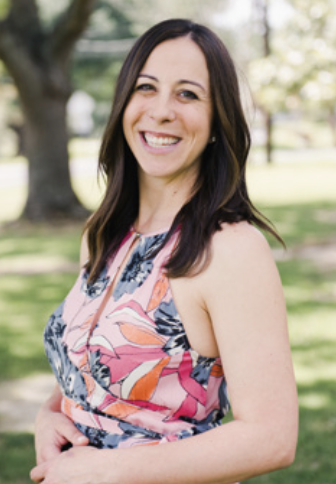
[44,302,89,409]
[154,300,191,355]
[113,233,166,300]
[81,266,110,298]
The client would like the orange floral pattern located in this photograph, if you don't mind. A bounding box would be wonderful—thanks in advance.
[44,228,229,449]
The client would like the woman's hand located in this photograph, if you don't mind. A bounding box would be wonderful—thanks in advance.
[35,407,89,464]
[30,446,110,484]
[34,384,89,464]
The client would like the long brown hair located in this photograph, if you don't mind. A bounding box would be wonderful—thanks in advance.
[85,18,282,282]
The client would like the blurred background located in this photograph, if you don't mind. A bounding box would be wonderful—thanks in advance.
[0,0,335,483]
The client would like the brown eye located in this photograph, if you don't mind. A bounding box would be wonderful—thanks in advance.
[136,83,155,92]
[179,90,198,100]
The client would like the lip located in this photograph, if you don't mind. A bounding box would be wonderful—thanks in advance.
[140,130,182,154]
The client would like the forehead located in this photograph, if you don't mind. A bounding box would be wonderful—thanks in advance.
[140,37,209,85]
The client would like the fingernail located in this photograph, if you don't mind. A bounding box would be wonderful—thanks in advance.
[77,436,88,443]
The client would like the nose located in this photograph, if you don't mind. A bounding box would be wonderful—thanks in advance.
[147,92,176,123]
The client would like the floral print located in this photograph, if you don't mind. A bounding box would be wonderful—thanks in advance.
[44,303,89,409]
[155,300,191,355]
[113,233,166,300]
[81,266,110,299]
[44,228,229,450]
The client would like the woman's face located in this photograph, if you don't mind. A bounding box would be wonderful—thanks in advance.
[122,36,213,185]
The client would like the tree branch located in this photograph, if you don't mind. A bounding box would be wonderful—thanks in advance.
[0,25,44,111]
[0,19,8,59]
[49,0,97,63]
[0,0,46,107]
[7,0,42,40]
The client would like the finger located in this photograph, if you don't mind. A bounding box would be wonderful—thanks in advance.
[30,463,46,483]
[36,444,61,465]
[61,419,89,446]
[62,426,89,447]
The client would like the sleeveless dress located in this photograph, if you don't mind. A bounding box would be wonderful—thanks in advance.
[44,227,231,449]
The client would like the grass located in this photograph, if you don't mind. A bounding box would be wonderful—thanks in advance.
[0,152,335,483]
[0,434,36,484]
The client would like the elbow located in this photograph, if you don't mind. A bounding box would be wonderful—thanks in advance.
[268,428,298,471]
[265,403,299,471]
[277,440,297,469]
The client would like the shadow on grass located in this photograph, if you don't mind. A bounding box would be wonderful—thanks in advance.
[0,433,35,484]
[0,222,83,263]
[278,258,336,316]
[0,272,77,380]
[258,200,336,248]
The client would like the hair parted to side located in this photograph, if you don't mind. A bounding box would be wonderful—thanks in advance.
[84,18,283,283]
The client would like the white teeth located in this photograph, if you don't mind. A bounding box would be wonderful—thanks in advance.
[144,133,179,148]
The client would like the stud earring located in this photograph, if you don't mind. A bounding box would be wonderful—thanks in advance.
[209,136,216,143]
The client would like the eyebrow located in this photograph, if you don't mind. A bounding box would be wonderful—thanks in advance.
[138,73,206,92]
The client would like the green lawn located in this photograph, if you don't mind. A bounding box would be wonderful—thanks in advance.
[0,154,335,483]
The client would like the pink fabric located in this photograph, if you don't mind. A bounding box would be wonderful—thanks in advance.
[44,228,230,450]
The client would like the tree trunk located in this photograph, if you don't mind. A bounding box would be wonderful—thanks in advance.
[22,94,89,220]
[0,0,96,222]
[265,110,273,163]
[254,0,274,163]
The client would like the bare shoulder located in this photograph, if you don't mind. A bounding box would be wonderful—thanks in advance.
[203,222,287,344]
[201,221,283,309]
[210,221,273,266]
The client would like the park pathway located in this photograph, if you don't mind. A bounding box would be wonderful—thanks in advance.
[0,374,55,432]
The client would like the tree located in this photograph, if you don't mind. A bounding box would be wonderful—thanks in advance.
[0,0,96,221]
[251,0,274,163]
[249,0,336,152]
[283,0,336,145]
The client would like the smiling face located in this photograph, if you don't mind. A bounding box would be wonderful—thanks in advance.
[122,36,213,186]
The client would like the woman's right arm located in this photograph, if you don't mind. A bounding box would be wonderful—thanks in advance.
[34,383,89,464]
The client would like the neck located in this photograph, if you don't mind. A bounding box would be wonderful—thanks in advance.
[135,172,196,234]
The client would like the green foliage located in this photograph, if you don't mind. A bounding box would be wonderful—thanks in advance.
[0,0,10,20]
[249,0,336,114]
[0,0,9,18]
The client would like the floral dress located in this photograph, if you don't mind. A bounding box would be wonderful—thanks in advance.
[44,227,230,449]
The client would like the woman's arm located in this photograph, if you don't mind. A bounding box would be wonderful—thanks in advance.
[110,223,298,484]
[31,222,298,484]
[34,383,89,464]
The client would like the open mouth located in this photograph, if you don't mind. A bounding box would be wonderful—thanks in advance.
[142,132,181,149]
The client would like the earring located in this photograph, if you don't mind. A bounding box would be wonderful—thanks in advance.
[209,136,216,143]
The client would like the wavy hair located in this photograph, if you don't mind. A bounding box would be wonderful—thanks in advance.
[85,18,282,282]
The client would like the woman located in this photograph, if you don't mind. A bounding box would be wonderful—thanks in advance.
[31,18,298,484]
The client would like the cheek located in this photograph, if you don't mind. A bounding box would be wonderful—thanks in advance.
[122,100,145,138]
[122,106,131,135]
[191,117,212,147]
[122,108,136,147]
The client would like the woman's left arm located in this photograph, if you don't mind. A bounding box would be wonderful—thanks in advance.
[31,223,298,484]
